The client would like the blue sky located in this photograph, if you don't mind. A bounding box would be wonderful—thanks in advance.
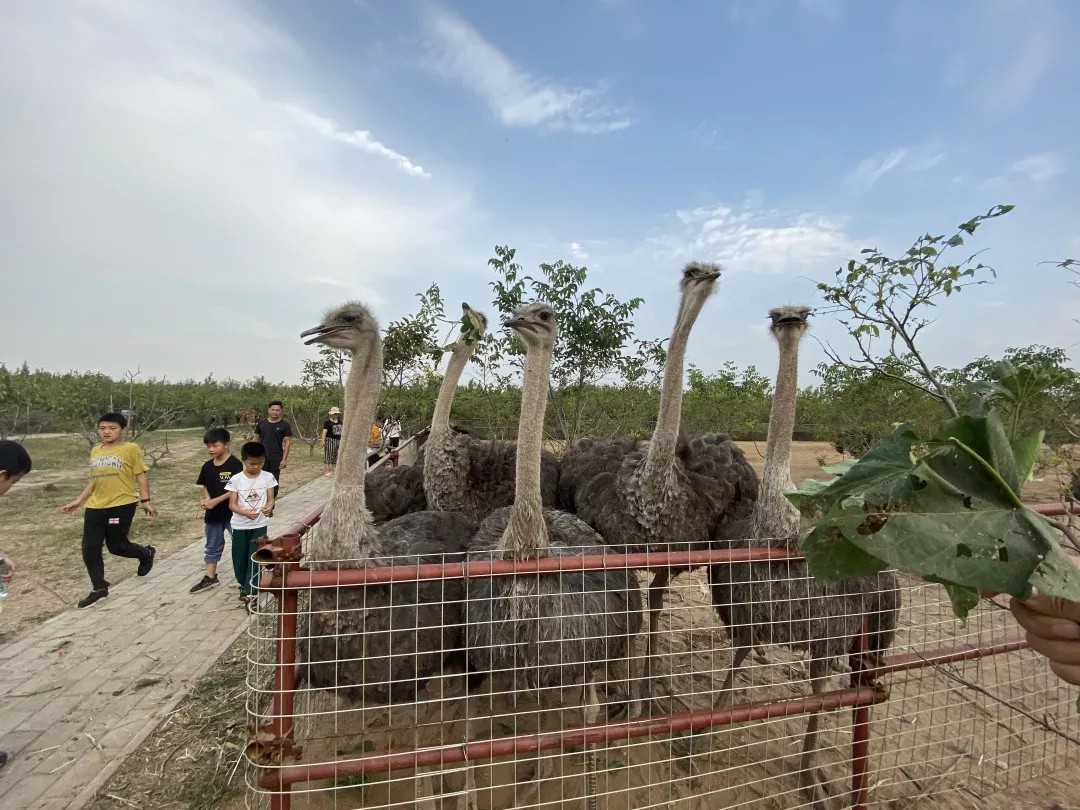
[1,0,1077,385]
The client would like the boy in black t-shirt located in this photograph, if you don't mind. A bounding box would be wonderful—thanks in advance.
[190,428,244,594]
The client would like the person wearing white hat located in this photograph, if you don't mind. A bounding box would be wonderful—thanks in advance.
[320,407,344,476]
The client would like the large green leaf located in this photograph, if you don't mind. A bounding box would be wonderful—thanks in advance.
[788,422,920,517]
[794,405,1080,621]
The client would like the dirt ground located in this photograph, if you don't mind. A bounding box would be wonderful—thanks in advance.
[0,431,327,640]
[83,441,1080,810]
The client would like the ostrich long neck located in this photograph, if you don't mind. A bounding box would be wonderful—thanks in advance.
[429,342,475,438]
[336,339,384,490]
[644,295,701,476]
[755,329,802,537]
[502,338,553,557]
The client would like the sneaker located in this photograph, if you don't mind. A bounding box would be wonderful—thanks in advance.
[77,589,108,609]
[189,575,219,594]
[137,545,156,577]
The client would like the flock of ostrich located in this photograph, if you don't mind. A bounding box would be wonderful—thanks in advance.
[290,263,902,809]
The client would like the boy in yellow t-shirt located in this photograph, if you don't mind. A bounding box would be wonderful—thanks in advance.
[60,412,158,609]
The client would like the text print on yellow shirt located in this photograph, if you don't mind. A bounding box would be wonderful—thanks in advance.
[86,442,149,510]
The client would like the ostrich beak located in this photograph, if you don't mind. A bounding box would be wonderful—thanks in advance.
[461,302,471,312]
[300,323,339,345]
[702,269,721,281]
[503,316,527,330]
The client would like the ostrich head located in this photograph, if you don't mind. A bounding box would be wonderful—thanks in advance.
[505,302,558,351]
[678,262,722,325]
[457,301,489,346]
[767,306,811,343]
[300,301,381,375]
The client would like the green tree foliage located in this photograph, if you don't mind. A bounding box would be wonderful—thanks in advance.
[817,204,1014,417]
[481,245,666,444]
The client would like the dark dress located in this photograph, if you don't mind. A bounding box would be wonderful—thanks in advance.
[323,418,343,465]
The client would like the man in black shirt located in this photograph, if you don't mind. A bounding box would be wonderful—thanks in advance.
[254,400,292,501]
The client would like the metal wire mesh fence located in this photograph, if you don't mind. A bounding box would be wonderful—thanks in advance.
[244,525,1079,810]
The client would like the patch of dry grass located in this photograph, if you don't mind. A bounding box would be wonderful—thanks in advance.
[84,636,249,810]
[0,431,326,642]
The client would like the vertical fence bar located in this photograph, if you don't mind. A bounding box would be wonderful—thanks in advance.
[849,622,873,809]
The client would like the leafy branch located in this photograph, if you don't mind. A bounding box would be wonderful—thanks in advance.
[791,363,1080,622]
[817,204,1015,418]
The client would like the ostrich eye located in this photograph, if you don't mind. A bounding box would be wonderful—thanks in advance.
[342,313,357,322]
[539,310,551,321]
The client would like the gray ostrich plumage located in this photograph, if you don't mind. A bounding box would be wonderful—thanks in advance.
[572,263,759,705]
[297,302,478,706]
[460,302,642,806]
[424,305,560,523]
[704,306,900,808]
[364,464,427,523]
[556,436,645,514]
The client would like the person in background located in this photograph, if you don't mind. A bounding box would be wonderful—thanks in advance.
[226,442,277,610]
[189,428,244,594]
[253,400,292,504]
[320,407,344,476]
[383,415,402,449]
[366,419,383,467]
[60,412,157,609]
[0,439,32,769]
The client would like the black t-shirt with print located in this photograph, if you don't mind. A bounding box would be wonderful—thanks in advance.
[196,456,245,524]
[322,419,344,441]
[255,418,293,459]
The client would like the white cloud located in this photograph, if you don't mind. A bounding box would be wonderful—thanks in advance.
[568,241,590,261]
[1009,153,1064,183]
[845,147,948,193]
[0,0,479,381]
[280,105,430,178]
[418,2,631,134]
[845,149,908,193]
[663,204,857,274]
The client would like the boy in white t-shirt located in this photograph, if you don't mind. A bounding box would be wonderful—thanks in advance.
[226,442,278,608]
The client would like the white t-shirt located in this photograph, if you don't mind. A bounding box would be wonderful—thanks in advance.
[386,420,401,438]
[225,470,278,530]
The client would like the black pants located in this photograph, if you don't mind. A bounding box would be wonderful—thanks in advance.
[82,503,149,591]
[388,436,400,449]
[264,456,282,497]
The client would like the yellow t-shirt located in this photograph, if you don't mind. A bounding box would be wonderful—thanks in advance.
[369,424,381,445]
[86,442,148,509]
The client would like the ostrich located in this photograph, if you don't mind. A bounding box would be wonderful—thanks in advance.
[574,263,759,707]
[424,309,560,523]
[462,302,643,806]
[296,301,480,713]
[360,302,489,523]
[699,306,901,808]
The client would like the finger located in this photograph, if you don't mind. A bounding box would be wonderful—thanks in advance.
[1048,659,1080,687]
[1017,592,1080,624]
[1025,632,1080,665]
[1011,598,1080,639]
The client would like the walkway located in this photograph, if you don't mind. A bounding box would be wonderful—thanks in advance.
[0,474,337,810]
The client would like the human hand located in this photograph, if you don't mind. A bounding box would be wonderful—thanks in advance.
[1,559,15,583]
[245,508,261,520]
[260,504,274,516]
[143,501,158,518]
[1010,593,1080,686]
[201,497,213,510]
[59,501,79,514]
[279,461,288,471]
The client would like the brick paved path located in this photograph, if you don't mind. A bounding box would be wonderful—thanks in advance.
[0,474,337,810]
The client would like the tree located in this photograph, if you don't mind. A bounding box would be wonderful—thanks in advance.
[301,347,349,390]
[817,204,1014,418]
[481,245,665,444]
[382,283,447,389]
